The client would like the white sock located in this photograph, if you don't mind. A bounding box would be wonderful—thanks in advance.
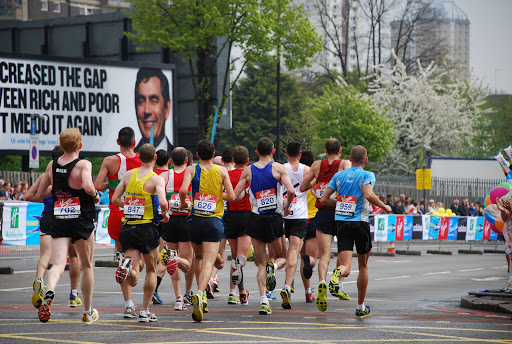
[71,289,78,297]
[284,285,290,291]
[306,288,312,294]
[320,280,325,284]
[339,281,343,289]
[357,303,365,310]
[141,308,149,313]
[230,289,236,295]
[125,300,135,308]
[83,307,92,315]
[260,296,268,304]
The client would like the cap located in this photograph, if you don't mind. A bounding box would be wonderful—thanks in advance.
[429,199,435,203]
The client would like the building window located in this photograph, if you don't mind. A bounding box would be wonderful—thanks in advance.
[41,0,48,11]
[54,1,61,13]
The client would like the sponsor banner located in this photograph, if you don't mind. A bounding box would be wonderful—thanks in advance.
[412,215,423,240]
[422,215,430,240]
[403,215,413,240]
[447,217,459,240]
[457,217,467,240]
[95,207,113,244]
[438,216,449,240]
[474,217,485,240]
[26,202,44,245]
[387,215,396,241]
[1,202,28,244]
[466,217,477,240]
[374,215,388,242]
[429,215,441,240]
[395,215,404,241]
[0,57,174,154]
[482,219,491,241]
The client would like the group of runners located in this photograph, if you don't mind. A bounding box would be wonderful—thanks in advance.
[27,126,393,324]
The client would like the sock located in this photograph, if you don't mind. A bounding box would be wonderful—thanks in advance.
[185,289,193,296]
[320,280,325,284]
[229,288,236,295]
[339,281,343,289]
[306,288,311,294]
[125,300,134,308]
[260,296,268,304]
[176,295,183,301]
[238,256,247,265]
[83,307,93,315]
[71,289,78,297]
[155,276,162,292]
[284,285,290,291]
[357,303,365,310]
[141,308,149,313]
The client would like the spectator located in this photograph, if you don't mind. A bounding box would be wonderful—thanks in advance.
[404,198,415,214]
[475,202,485,216]
[398,194,406,213]
[392,200,404,214]
[19,180,29,199]
[11,183,22,200]
[413,201,421,215]
[459,197,469,216]
[427,199,435,213]
[418,199,426,214]
[468,202,478,216]
[0,181,11,200]
[449,199,460,215]
[386,194,394,206]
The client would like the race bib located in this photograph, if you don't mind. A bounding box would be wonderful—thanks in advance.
[170,193,191,213]
[193,193,217,216]
[54,197,81,219]
[256,189,277,212]
[335,195,357,217]
[124,198,146,220]
[316,182,336,200]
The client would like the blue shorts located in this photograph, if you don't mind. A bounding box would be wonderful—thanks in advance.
[186,215,224,245]
[314,208,337,236]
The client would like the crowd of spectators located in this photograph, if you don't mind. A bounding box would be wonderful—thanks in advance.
[0,179,30,201]
[370,193,485,217]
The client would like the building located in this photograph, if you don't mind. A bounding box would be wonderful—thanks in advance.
[0,0,130,21]
[390,0,470,78]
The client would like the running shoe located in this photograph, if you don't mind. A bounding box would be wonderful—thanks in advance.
[259,303,272,315]
[206,278,215,299]
[305,293,315,303]
[290,279,295,293]
[159,244,170,266]
[184,291,193,305]
[355,305,371,318]
[139,310,157,322]
[69,293,82,307]
[116,251,124,266]
[265,262,276,291]
[174,298,187,311]
[124,305,136,318]
[152,291,163,304]
[166,249,178,275]
[333,288,351,301]
[32,278,44,308]
[316,282,327,312]
[213,275,220,292]
[231,257,243,285]
[116,256,132,284]
[240,289,249,306]
[329,268,341,296]
[266,291,277,300]
[38,291,54,323]
[228,294,239,304]
[280,287,292,309]
[82,308,99,325]
[202,292,209,313]
[191,292,203,322]
[302,254,313,279]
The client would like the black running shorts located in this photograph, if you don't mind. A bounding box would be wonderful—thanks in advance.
[119,223,160,254]
[314,208,337,236]
[336,221,372,255]
[186,215,224,245]
[224,211,251,239]
[159,215,189,243]
[39,212,53,236]
[246,212,284,244]
[304,218,317,240]
[284,218,308,239]
[51,217,95,243]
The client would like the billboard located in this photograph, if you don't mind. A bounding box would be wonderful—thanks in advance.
[0,56,174,154]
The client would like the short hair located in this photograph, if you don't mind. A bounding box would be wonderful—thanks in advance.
[118,127,135,148]
[134,68,170,108]
[60,128,82,152]
[286,140,302,157]
[300,149,315,167]
[186,150,193,166]
[233,146,249,165]
[325,138,341,155]
[139,143,156,163]
[171,147,187,167]
[350,145,367,164]
[221,146,235,164]
[256,137,274,156]
[51,145,64,159]
[196,139,215,160]
[155,149,170,167]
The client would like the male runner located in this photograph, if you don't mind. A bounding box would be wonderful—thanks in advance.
[154,148,193,310]
[280,140,309,309]
[233,137,294,315]
[113,143,169,322]
[178,139,235,322]
[36,128,100,324]
[26,146,83,309]
[321,145,391,318]
[94,127,142,318]
[224,146,252,306]
[299,138,351,311]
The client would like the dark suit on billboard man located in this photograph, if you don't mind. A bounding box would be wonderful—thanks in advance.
[133,68,174,154]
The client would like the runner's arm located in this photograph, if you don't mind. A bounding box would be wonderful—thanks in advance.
[363,184,391,213]
[278,164,295,215]
[221,167,235,202]
[94,157,112,192]
[339,159,352,171]
[300,161,318,192]
[320,187,336,208]
[155,175,169,223]
[112,171,130,208]
[233,166,250,202]
[36,161,53,201]
[178,166,194,211]
[24,175,43,202]
[81,161,99,202]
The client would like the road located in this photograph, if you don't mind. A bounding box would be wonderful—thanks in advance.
[0,251,511,343]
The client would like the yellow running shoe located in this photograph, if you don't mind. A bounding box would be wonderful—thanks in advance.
[69,294,82,307]
[191,292,203,322]
[280,287,292,309]
[82,308,99,325]
[202,292,209,313]
[159,244,170,266]
[259,303,272,315]
[32,278,44,308]
[316,281,328,312]
[329,268,341,296]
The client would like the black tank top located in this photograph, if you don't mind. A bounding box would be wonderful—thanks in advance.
[52,158,95,220]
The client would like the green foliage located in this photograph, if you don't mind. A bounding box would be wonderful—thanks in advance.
[218,60,317,161]
[0,155,103,177]
[306,82,395,163]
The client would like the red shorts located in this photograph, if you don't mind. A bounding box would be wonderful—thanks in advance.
[108,210,124,241]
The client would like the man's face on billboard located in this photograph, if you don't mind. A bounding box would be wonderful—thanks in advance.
[136,76,170,145]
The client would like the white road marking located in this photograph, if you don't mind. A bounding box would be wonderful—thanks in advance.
[471,277,506,281]
[457,268,484,272]
[375,275,410,281]
[422,271,451,275]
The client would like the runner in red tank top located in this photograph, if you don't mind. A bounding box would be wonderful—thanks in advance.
[94,127,141,319]
[299,138,351,311]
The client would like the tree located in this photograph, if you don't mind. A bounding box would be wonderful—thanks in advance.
[218,59,317,161]
[369,52,489,174]
[126,0,322,139]
[306,80,394,163]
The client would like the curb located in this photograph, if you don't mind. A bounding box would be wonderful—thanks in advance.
[484,249,506,254]
[95,260,118,268]
[0,267,14,274]
[426,250,452,255]
[395,250,421,256]
[458,249,483,255]
[460,295,512,314]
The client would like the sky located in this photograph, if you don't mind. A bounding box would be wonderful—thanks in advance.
[455,0,512,94]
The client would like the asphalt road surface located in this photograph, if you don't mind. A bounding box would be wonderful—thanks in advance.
[1,250,511,343]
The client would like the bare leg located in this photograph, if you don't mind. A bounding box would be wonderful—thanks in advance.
[73,235,95,312]
[252,238,269,298]
[316,230,333,282]
[46,237,72,293]
[356,253,370,305]
[68,244,81,292]
[284,235,304,286]
[141,248,159,309]
[36,235,52,279]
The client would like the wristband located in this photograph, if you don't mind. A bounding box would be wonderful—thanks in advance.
[93,190,98,198]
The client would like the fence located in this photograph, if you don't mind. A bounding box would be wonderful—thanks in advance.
[374,176,504,206]
[0,171,44,185]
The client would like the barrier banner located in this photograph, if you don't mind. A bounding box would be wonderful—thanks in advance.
[95,207,113,245]
[403,215,413,240]
[474,217,485,240]
[466,217,477,240]
[457,217,467,240]
[413,215,423,240]
[421,215,430,240]
[448,217,459,240]
[429,215,441,240]
[387,215,397,241]
[439,216,449,240]
[26,202,44,245]
[374,215,388,242]
[2,202,27,245]
[395,215,404,241]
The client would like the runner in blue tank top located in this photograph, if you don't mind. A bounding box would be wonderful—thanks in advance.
[320,145,391,319]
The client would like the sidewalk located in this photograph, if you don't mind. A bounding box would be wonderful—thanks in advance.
[460,289,512,315]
